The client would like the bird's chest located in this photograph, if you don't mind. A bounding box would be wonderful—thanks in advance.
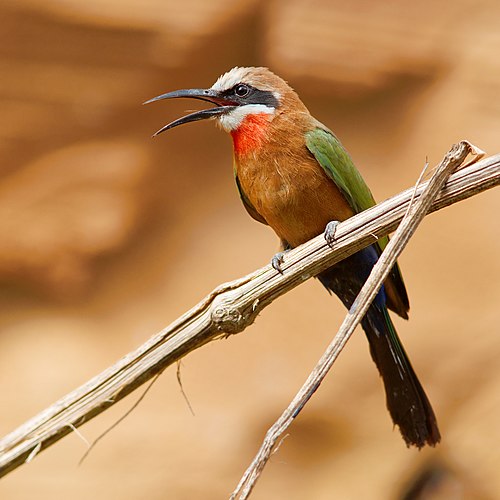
[235,152,354,246]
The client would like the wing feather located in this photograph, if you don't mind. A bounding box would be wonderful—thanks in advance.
[306,127,409,317]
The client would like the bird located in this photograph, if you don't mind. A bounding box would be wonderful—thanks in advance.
[145,66,440,448]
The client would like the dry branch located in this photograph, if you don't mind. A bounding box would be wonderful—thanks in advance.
[0,145,499,481]
[229,141,482,499]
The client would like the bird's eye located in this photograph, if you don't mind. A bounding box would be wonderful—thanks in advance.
[234,84,249,97]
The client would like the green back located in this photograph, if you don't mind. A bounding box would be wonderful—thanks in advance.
[305,128,376,213]
[305,127,409,315]
[305,127,389,250]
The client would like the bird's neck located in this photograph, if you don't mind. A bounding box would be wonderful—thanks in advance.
[230,113,273,157]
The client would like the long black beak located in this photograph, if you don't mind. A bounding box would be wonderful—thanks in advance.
[144,88,237,136]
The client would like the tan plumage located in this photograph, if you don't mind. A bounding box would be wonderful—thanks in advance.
[234,111,355,246]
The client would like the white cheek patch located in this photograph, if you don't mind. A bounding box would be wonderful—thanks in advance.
[217,104,275,132]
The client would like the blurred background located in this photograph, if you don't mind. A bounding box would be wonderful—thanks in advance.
[0,0,499,498]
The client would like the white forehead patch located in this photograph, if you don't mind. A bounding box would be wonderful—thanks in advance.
[217,104,275,132]
[211,67,250,92]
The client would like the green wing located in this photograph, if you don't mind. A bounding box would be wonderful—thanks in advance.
[305,127,377,214]
[305,127,409,317]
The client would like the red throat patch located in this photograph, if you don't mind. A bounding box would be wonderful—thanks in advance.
[230,113,271,156]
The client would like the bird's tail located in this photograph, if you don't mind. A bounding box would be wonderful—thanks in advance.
[318,254,440,448]
[362,305,441,448]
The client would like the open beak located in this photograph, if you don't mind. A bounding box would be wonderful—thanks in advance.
[144,88,237,136]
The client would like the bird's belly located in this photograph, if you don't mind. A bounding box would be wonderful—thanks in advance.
[248,166,355,247]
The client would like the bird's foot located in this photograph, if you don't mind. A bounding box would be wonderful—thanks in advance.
[324,220,340,248]
[271,250,290,274]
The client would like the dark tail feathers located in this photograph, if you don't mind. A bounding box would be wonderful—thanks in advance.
[362,306,440,448]
[318,246,440,447]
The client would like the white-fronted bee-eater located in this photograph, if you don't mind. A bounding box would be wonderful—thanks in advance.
[145,67,440,448]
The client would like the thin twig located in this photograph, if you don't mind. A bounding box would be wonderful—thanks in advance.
[0,145,497,480]
[176,361,195,416]
[66,423,90,449]
[230,141,481,499]
[78,372,162,466]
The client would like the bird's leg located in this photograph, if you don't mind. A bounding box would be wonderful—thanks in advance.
[271,250,290,274]
[324,220,340,248]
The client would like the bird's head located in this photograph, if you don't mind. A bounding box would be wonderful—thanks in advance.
[145,67,306,138]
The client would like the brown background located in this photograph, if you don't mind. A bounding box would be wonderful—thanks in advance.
[1,0,499,498]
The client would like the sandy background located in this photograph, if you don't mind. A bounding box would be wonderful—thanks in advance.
[0,0,499,498]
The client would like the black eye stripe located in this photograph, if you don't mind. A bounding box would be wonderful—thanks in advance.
[221,84,279,108]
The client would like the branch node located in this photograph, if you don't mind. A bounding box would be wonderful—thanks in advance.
[211,295,257,334]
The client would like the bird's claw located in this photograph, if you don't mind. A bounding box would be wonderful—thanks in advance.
[324,221,340,248]
[271,251,288,274]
